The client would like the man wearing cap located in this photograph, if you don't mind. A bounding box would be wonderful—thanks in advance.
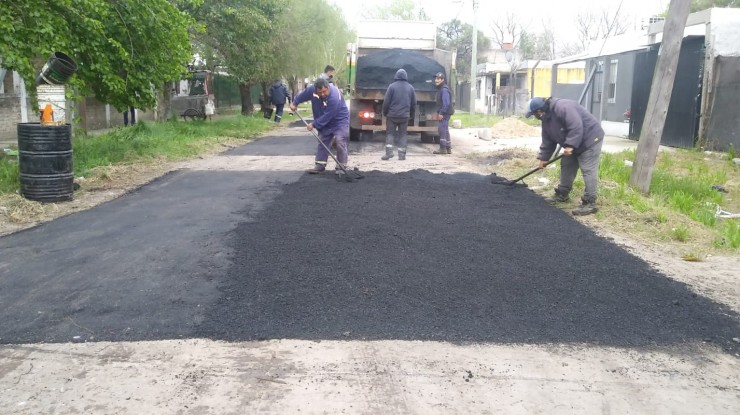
[432,72,453,154]
[290,77,350,174]
[526,97,605,216]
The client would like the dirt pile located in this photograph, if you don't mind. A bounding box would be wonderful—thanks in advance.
[490,118,541,139]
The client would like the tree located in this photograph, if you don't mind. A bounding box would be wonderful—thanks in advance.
[489,12,529,50]
[190,0,283,115]
[362,0,429,21]
[0,0,195,112]
[437,19,490,83]
[562,6,631,56]
[518,17,556,61]
[267,0,353,98]
[690,0,739,12]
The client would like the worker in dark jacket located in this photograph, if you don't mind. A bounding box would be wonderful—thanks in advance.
[432,72,453,154]
[290,77,350,174]
[269,79,290,123]
[526,97,605,216]
[381,69,417,160]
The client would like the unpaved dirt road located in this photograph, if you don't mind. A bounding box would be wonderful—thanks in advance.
[1,124,738,414]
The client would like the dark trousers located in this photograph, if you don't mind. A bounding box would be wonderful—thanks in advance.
[385,116,409,152]
[123,107,136,126]
[274,104,284,123]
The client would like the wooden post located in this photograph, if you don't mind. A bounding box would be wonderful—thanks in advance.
[629,0,691,193]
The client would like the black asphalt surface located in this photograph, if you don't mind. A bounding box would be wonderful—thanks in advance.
[1,132,738,354]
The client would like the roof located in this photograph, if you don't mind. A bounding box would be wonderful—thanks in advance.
[554,31,651,65]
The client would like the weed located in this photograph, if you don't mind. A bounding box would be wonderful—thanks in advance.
[714,220,740,249]
[681,252,704,262]
[671,225,690,242]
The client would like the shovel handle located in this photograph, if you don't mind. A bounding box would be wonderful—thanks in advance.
[508,154,564,185]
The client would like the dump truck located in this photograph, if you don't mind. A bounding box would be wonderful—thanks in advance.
[347,20,454,142]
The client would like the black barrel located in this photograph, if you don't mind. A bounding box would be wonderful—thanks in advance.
[17,123,74,203]
[36,52,78,85]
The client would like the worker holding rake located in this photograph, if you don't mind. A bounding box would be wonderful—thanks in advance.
[291,77,350,175]
[526,97,605,216]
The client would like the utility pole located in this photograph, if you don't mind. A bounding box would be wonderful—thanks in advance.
[469,0,478,114]
[629,0,691,193]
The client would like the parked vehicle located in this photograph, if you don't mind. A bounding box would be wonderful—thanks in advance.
[172,70,213,120]
[347,20,454,142]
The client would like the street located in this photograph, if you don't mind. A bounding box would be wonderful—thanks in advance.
[1,125,738,414]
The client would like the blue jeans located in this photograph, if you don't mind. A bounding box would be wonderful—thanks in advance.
[437,117,450,148]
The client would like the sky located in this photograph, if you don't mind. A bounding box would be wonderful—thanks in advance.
[328,0,670,44]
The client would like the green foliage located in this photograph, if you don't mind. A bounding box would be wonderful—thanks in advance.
[71,115,272,177]
[0,1,196,111]
[451,113,503,128]
[690,0,740,12]
[715,220,740,249]
[0,157,20,194]
[671,225,690,242]
[269,0,353,91]
[191,0,282,85]
[0,116,273,195]
[362,0,428,20]
[437,19,491,83]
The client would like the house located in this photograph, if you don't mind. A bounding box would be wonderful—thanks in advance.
[549,7,740,150]
[471,47,586,116]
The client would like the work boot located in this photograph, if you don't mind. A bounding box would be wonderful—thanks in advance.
[433,147,448,155]
[398,150,406,161]
[306,164,325,174]
[381,146,394,160]
[572,198,598,216]
[447,147,452,154]
[545,189,570,204]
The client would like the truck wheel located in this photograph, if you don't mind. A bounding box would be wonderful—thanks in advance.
[420,133,439,144]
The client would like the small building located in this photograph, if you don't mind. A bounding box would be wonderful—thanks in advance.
[473,57,585,116]
[550,7,740,150]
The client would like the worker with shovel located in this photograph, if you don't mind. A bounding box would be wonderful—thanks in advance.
[290,77,350,174]
[526,97,604,216]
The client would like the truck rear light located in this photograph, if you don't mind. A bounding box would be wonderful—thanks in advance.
[359,111,375,119]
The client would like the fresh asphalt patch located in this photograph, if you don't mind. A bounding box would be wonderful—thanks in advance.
[198,169,739,353]
[0,139,738,352]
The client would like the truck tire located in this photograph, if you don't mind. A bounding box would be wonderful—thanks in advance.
[420,133,439,144]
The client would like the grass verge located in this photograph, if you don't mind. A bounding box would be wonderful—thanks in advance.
[474,147,740,256]
[0,114,274,195]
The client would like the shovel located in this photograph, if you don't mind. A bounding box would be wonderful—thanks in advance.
[491,154,564,186]
[294,111,364,182]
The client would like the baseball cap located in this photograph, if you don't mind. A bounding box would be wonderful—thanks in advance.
[525,97,547,118]
[434,72,444,79]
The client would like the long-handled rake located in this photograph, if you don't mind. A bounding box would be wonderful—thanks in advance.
[294,111,364,182]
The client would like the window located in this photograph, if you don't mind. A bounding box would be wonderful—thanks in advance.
[608,59,618,104]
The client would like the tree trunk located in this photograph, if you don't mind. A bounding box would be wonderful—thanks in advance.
[157,81,172,121]
[260,81,272,113]
[239,83,254,115]
[628,0,691,194]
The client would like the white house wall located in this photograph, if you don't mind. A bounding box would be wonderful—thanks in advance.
[709,8,740,56]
